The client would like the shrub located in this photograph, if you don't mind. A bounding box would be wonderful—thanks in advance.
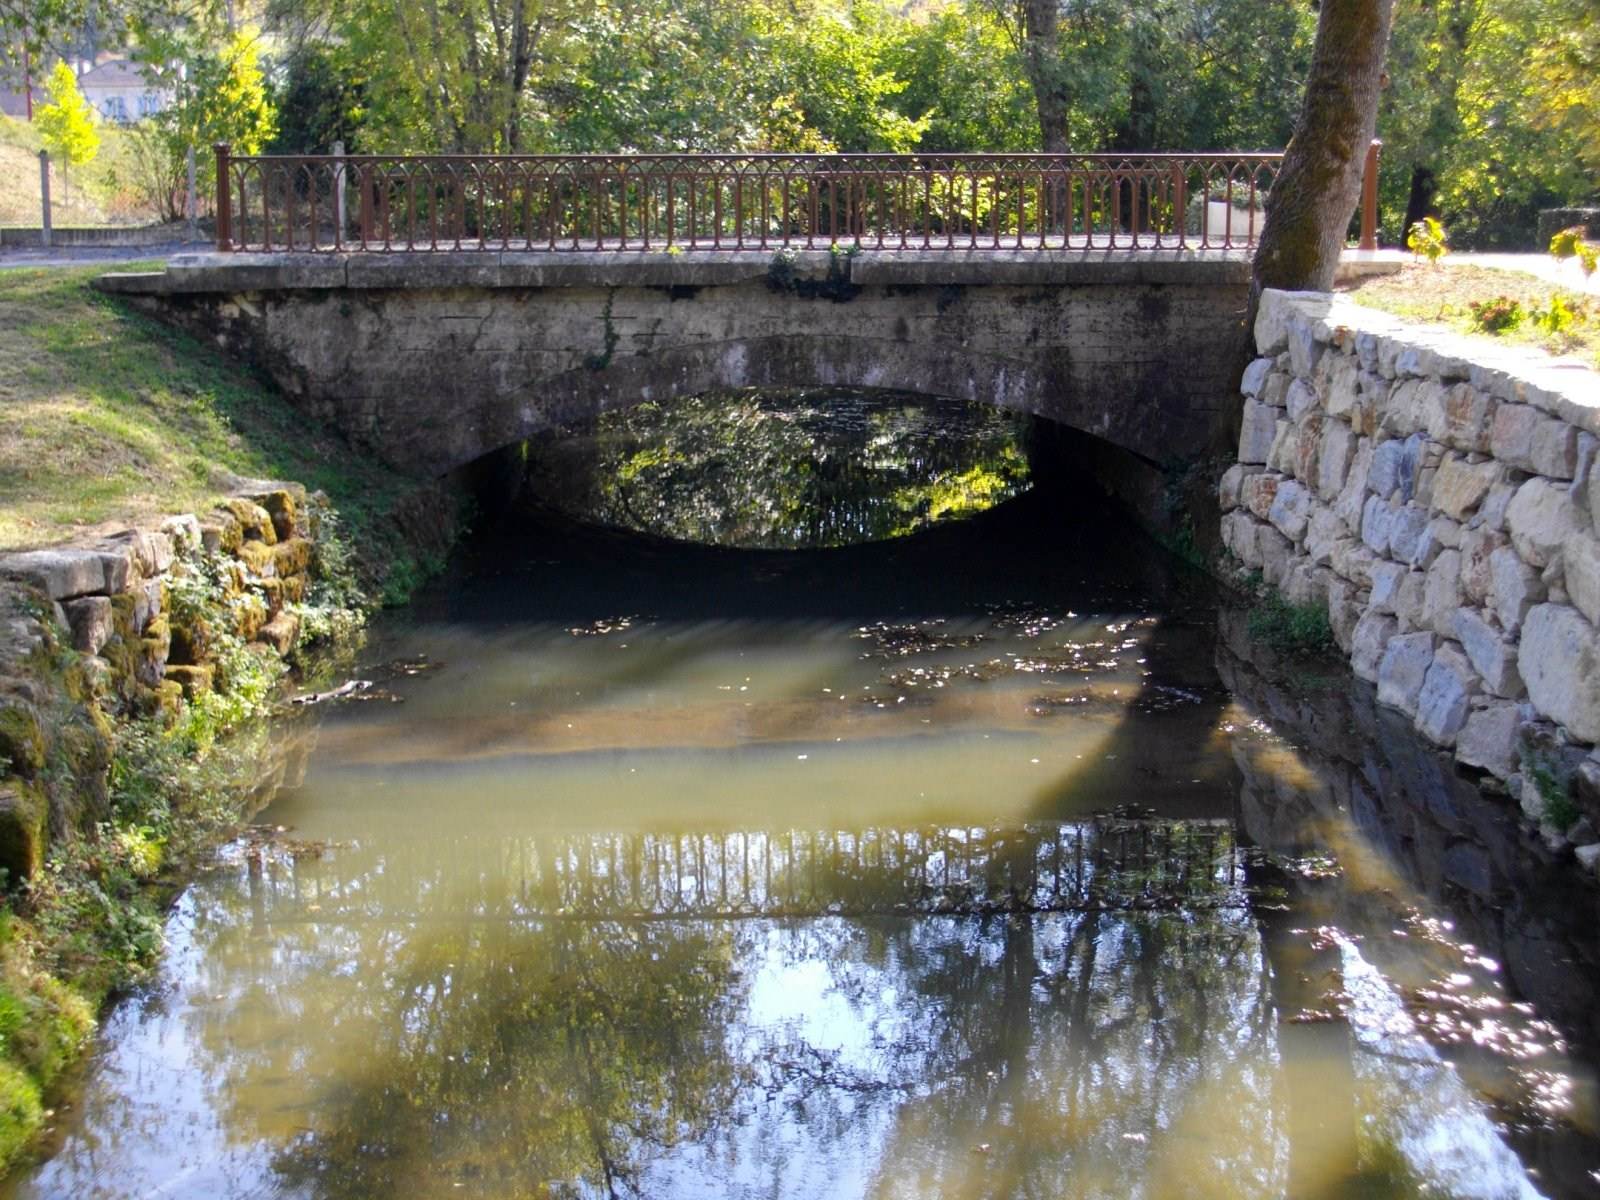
[1467,295,1525,333]
[1406,216,1449,264]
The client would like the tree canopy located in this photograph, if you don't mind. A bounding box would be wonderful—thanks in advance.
[6,0,1594,246]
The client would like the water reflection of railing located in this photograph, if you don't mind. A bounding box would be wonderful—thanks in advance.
[253,819,1246,923]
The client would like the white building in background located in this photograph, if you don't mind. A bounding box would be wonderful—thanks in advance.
[76,59,169,123]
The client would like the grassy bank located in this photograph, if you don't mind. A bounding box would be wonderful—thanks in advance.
[1339,262,1600,370]
[0,264,466,1174]
[0,265,456,596]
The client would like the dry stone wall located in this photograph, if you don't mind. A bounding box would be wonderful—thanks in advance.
[1221,290,1600,862]
[0,484,317,880]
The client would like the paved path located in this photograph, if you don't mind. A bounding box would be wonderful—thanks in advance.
[0,242,203,269]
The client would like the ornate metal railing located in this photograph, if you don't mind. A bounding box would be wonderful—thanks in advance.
[211,144,1364,255]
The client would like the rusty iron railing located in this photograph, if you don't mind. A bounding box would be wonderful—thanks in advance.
[213,143,1384,255]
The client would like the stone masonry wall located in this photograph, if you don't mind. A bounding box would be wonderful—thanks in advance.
[1220,290,1600,867]
[0,484,316,879]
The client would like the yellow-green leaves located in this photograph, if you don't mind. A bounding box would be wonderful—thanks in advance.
[35,62,100,172]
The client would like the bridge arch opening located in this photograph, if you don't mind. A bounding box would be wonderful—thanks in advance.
[453,385,1168,556]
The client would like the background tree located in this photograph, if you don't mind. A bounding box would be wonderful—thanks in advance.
[129,26,277,221]
[34,59,100,197]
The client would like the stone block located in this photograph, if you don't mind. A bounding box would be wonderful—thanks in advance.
[1380,379,1431,438]
[1267,480,1314,542]
[1369,560,1407,614]
[0,549,107,600]
[163,663,215,700]
[1294,413,1324,482]
[1258,526,1295,588]
[1327,576,1364,653]
[1304,506,1344,566]
[1286,378,1319,423]
[1220,511,1256,564]
[1351,609,1399,682]
[1422,549,1464,636]
[1360,494,1393,555]
[1268,420,1300,475]
[1478,480,1517,532]
[1369,438,1406,499]
[1238,399,1279,464]
[257,610,301,655]
[1409,516,1460,570]
[1414,641,1480,746]
[160,514,203,553]
[1287,321,1322,378]
[1333,438,1373,529]
[1489,547,1546,635]
[1245,473,1281,520]
[1457,526,1505,604]
[217,498,278,546]
[1387,504,1430,565]
[1425,382,1496,453]
[1430,454,1499,521]
[1506,477,1588,568]
[1322,353,1362,418]
[1240,357,1273,398]
[1316,420,1358,501]
[1564,534,1600,627]
[1399,567,1426,630]
[1218,463,1259,511]
[1491,404,1580,478]
[1377,631,1436,715]
[63,595,114,656]
[1453,607,1523,697]
[1519,604,1600,742]
[0,781,46,882]
[1331,539,1377,588]
[1456,701,1523,779]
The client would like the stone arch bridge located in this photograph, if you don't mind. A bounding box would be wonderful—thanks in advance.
[100,249,1264,478]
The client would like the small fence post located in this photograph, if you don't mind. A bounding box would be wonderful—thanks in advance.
[1358,138,1381,251]
[332,140,346,249]
[214,143,232,251]
[185,145,198,240]
[38,150,51,248]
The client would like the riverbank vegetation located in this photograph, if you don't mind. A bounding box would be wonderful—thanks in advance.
[1340,262,1600,368]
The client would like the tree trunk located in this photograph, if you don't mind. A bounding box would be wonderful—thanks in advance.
[1021,0,1070,152]
[1402,162,1437,235]
[1251,0,1396,322]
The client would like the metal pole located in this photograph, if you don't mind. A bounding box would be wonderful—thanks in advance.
[333,140,346,248]
[1358,139,1382,251]
[214,143,232,251]
[185,145,198,239]
[38,150,51,248]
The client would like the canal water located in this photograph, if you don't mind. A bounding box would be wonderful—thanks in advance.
[11,393,1600,1199]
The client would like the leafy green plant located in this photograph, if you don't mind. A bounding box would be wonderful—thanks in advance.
[1532,294,1577,334]
[1405,216,1449,264]
[34,62,99,198]
[1246,592,1336,657]
[1468,295,1525,333]
[1550,225,1600,280]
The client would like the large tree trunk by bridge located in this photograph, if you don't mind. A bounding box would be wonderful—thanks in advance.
[1021,0,1071,153]
[1251,0,1396,323]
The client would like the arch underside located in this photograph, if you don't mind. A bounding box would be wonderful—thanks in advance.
[384,333,1212,476]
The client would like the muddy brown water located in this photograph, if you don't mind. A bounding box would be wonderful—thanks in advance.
[9,399,1600,1199]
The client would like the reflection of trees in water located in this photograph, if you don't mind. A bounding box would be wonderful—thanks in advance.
[199,893,750,1198]
[525,389,1031,549]
[170,818,1281,1199]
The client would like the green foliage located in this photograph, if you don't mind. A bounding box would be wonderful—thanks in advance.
[1523,749,1578,832]
[1532,293,1577,334]
[1550,225,1600,279]
[1467,295,1526,333]
[126,28,277,221]
[1246,591,1336,658]
[1405,216,1450,263]
[34,62,100,173]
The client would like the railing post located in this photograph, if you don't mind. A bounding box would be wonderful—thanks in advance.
[38,150,51,248]
[214,142,232,251]
[1358,138,1381,251]
[332,140,346,250]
